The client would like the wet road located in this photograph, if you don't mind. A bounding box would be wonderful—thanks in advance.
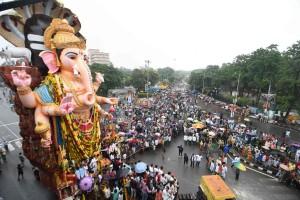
[0,149,56,200]
[0,87,300,200]
[135,136,300,200]
[0,87,55,200]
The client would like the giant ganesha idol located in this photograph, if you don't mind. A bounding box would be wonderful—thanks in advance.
[10,18,116,191]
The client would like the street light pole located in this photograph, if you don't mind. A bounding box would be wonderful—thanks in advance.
[232,72,240,118]
[145,60,150,101]
[266,80,271,121]
[235,73,241,104]
[202,73,205,94]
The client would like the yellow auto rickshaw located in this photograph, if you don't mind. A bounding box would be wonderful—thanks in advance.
[199,175,236,200]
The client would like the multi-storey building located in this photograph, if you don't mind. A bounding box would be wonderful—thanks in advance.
[88,49,111,65]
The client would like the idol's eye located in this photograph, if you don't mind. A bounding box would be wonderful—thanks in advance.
[66,52,78,60]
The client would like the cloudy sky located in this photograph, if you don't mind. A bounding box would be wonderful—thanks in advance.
[2,0,300,70]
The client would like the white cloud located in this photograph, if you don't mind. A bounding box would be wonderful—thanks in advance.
[2,0,300,70]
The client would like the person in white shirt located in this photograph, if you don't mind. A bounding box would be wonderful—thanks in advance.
[209,160,215,173]
[162,187,172,200]
[165,172,173,182]
[122,153,127,161]
[196,154,203,167]
[192,134,197,144]
[103,186,111,199]
[154,165,159,174]
[149,164,154,177]
[98,174,102,183]
[161,174,168,186]
[286,130,290,137]
[295,149,300,162]
[110,153,115,160]
[232,155,240,164]
[89,157,97,173]
[196,132,199,142]
[184,135,188,143]
[158,166,164,175]
[221,164,228,179]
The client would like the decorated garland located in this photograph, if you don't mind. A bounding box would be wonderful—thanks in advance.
[42,74,101,165]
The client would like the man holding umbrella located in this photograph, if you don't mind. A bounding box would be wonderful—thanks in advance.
[235,168,240,181]
[231,155,246,181]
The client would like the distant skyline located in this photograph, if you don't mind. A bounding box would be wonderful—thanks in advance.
[1,0,300,71]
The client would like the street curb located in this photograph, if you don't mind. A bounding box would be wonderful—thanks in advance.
[229,150,277,177]
[258,167,264,171]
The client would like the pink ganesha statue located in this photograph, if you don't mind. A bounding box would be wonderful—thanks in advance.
[10,18,117,164]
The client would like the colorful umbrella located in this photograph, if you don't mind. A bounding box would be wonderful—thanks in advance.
[279,164,290,171]
[192,123,205,129]
[79,176,93,192]
[135,162,147,173]
[234,162,246,171]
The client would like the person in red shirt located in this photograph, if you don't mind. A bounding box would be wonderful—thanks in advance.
[155,189,163,200]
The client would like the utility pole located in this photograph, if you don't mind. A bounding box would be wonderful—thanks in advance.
[145,60,150,102]
[235,73,241,104]
[202,73,205,94]
[232,73,240,118]
[266,80,271,121]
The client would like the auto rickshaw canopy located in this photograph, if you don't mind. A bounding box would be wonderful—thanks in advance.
[200,175,236,200]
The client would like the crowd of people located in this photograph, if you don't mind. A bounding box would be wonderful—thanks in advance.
[97,89,300,199]
[71,89,194,199]
[1,83,300,199]
[184,94,300,188]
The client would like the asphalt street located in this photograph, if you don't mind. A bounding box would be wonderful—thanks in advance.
[134,136,300,200]
[0,87,56,200]
[0,149,56,200]
[0,87,299,200]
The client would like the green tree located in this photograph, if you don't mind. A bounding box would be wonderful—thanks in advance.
[118,67,132,86]
[276,41,300,119]
[129,68,159,91]
[146,68,159,86]
[129,68,145,91]
[157,67,175,83]
[89,63,123,96]
[188,69,204,91]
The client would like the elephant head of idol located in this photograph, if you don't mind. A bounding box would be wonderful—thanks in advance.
[39,19,95,108]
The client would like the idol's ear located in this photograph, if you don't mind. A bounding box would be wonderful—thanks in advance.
[39,50,59,74]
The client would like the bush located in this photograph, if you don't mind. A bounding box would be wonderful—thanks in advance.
[237,97,252,107]
[215,94,233,104]
[137,92,152,98]
[215,94,252,107]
